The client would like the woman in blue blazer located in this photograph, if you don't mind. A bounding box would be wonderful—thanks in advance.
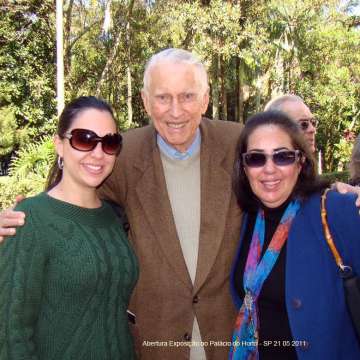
[229,111,360,360]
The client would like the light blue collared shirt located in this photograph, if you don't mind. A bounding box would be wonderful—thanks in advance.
[157,128,201,160]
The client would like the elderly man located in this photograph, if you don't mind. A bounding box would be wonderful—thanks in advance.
[265,94,317,153]
[0,49,243,359]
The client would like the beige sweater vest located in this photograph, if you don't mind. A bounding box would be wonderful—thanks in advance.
[160,149,206,360]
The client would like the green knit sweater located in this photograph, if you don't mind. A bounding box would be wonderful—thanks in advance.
[0,192,139,360]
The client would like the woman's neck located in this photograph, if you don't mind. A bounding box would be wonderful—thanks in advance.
[257,198,291,223]
[47,180,102,208]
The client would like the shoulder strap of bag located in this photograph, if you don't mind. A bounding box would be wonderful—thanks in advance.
[320,188,351,272]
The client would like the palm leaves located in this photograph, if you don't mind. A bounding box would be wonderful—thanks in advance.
[0,137,55,208]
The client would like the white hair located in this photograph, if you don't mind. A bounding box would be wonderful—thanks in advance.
[264,94,305,111]
[142,48,209,95]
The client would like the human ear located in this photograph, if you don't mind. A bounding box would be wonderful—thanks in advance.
[54,135,64,159]
[200,88,210,114]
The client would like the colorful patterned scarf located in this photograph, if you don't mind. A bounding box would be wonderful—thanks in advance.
[229,200,300,360]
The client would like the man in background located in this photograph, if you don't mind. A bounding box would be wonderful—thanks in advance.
[265,94,317,153]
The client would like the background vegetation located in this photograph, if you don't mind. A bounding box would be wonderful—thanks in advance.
[0,0,359,207]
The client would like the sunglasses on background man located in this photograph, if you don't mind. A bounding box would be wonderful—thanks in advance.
[298,118,318,131]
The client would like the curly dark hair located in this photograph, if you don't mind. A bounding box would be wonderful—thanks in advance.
[233,110,329,212]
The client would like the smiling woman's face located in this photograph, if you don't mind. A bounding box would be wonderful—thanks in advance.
[244,124,302,208]
[55,108,117,191]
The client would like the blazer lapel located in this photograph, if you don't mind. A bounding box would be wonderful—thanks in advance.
[134,127,192,289]
[194,120,233,293]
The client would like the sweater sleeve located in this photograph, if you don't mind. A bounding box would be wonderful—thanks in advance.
[0,209,47,360]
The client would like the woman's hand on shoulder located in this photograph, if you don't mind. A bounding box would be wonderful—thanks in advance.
[332,182,360,211]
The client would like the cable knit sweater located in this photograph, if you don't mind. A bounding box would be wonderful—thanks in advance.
[0,192,139,360]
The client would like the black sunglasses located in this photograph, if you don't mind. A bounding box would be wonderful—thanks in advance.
[298,118,317,131]
[242,150,302,167]
[63,128,122,155]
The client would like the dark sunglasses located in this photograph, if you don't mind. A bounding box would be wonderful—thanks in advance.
[242,150,302,167]
[63,128,122,155]
[298,118,317,131]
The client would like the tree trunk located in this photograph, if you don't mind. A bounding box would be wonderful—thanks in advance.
[220,56,227,121]
[125,19,133,128]
[96,0,135,97]
[236,57,245,123]
[211,54,220,120]
[182,24,195,49]
[63,0,74,76]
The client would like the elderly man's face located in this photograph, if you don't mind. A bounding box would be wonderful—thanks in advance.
[141,62,209,152]
[280,100,317,153]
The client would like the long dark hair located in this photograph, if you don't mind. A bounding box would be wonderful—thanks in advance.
[233,111,329,212]
[46,96,116,191]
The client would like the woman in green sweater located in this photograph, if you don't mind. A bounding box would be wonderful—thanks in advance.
[0,96,139,359]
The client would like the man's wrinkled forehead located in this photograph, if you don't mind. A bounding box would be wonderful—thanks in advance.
[146,60,208,96]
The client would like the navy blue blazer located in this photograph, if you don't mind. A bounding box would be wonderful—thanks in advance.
[230,191,360,359]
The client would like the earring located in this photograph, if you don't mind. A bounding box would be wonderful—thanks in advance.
[57,156,64,170]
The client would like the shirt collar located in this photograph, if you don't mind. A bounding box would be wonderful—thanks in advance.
[157,128,201,160]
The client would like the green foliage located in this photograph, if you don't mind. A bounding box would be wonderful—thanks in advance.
[333,137,354,171]
[292,9,360,171]
[0,106,17,157]
[321,170,350,184]
[0,137,55,209]
[0,0,57,146]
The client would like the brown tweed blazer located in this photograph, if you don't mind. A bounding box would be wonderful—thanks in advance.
[99,117,243,359]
